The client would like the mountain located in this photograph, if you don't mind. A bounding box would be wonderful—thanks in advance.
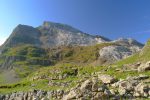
[1,25,41,48]
[0,21,144,70]
[1,21,110,50]
[0,21,149,100]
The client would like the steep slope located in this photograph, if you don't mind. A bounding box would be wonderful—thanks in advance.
[98,38,143,64]
[1,25,41,49]
[1,21,110,51]
[38,21,110,48]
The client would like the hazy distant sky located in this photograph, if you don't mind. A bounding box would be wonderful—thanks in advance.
[0,0,150,45]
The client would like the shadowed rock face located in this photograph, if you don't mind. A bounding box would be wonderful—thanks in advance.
[2,24,41,49]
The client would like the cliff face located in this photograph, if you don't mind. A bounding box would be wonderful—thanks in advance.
[2,25,41,49]
[98,38,144,64]
[38,21,110,48]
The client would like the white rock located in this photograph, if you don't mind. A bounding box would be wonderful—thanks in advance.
[138,61,150,72]
[134,83,149,97]
[63,90,78,100]
[80,80,92,91]
[98,74,116,84]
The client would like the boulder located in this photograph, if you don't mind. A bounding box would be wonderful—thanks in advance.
[138,61,150,72]
[118,80,134,95]
[98,74,116,84]
[93,92,108,100]
[92,77,99,92]
[134,83,149,97]
[98,84,108,92]
[63,89,82,100]
[80,80,92,91]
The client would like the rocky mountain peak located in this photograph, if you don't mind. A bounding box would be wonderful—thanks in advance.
[41,21,82,33]
[0,21,112,50]
[38,21,110,47]
[0,21,143,53]
[1,24,41,49]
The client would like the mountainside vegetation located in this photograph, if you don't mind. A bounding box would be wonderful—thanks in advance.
[0,43,114,80]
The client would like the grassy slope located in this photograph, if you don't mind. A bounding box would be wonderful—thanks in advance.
[0,42,149,94]
[47,43,114,64]
[0,45,49,81]
[0,64,103,94]
[0,63,149,94]
[0,43,116,93]
[0,43,114,79]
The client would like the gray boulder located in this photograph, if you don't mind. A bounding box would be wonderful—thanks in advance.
[98,74,116,84]
[138,61,150,72]
[118,80,133,95]
[134,83,149,97]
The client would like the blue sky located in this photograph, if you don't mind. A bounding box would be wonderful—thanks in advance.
[0,0,150,45]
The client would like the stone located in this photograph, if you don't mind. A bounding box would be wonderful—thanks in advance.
[80,80,92,91]
[138,61,150,72]
[58,75,63,80]
[14,97,24,100]
[92,78,98,92]
[23,93,28,100]
[63,89,81,100]
[98,84,108,92]
[98,74,116,84]
[118,88,126,95]
[47,91,52,99]
[104,90,112,96]
[134,83,149,97]
[117,80,134,95]
[110,89,116,95]
[138,74,149,80]
[119,80,133,91]
[94,92,108,100]
[57,90,64,96]
[111,82,119,88]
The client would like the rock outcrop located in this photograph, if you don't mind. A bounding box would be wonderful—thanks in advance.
[138,61,150,72]
[98,74,116,84]
[99,38,143,64]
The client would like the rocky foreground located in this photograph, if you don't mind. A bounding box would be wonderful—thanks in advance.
[0,61,149,100]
